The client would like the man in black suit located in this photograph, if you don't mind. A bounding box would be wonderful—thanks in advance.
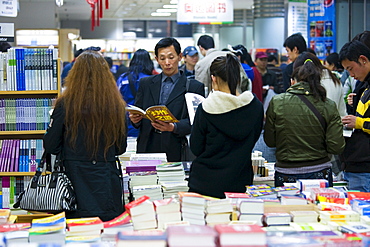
[129,37,205,162]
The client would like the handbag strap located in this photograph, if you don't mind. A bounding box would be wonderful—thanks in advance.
[296,94,327,130]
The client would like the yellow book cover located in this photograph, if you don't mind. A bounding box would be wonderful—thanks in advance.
[29,225,65,235]
[32,212,66,227]
[126,105,179,123]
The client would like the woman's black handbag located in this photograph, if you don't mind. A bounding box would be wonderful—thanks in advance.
[14,152,77,212]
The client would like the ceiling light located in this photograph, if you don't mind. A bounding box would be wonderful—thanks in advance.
[124,7,132,10]
[151,12,171,16]
[170,0,178,4]
[156,8,177,13]
[163,5,178,8]
[129,3,137,7]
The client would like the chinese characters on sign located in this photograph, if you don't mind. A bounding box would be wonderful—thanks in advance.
[177,0,233,24]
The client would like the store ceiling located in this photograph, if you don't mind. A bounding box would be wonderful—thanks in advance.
[54,0,253,22]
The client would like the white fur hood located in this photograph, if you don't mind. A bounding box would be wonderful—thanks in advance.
[202,90,255,114]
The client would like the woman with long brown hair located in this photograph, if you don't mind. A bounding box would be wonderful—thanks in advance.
[44,50,127,221]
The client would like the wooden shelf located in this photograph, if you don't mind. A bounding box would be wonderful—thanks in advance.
[0,90,59,95]
[0,172,35,176]
[0,130,45,135]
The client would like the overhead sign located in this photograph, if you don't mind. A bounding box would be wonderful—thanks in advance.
[0,0,17,17]
[0,23,14,42]
[307,0,336,60]
[177,0,233,24]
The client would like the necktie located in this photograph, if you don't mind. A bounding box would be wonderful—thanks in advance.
[160,77,173,105]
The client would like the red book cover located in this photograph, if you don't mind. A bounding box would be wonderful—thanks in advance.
[66,217,103,232]
[0,223,31,232]
[214,224,264,234]
[103,211,131,228]
[224,192,252,199]
[215,224,266,246]
[124,195,150,213]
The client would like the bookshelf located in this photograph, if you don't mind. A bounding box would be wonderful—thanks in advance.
[0,48,61,208]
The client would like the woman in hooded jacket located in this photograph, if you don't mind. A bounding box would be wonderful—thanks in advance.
[188,54,264,199]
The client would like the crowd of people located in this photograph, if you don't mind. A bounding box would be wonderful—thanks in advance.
[52,31,370,221]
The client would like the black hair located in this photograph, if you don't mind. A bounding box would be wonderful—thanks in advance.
[280,55,288,62]
[325,52,343,71]
[267,55,278,63]
[292,52,327,101]
[307,48,316,56]
[155,37,181,57]
[104,57,113,68]
[0,42,11,52]
[197,35,215,50]
[210,54,240,95]
[231,44,254,67]
[123,49,154,86]
[352,31,370,49]
[339,40,370,64]
[283,33,307,54]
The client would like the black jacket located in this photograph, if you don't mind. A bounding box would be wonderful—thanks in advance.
[188,91,263,198]
[43,101,127,221]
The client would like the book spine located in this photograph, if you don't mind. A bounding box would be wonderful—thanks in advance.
[2,177,10,209]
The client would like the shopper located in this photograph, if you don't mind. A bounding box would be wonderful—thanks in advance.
[129,37,204,162]
[117,49,154,137]
[324,52,344,79]
[294,52,346,117]
[44,50,127,221]
[340,40,370,191]
[195,35,249,96]
[264,52,345,187]
[282,33,307,91]
[188,54,264,198]
[179,46,199,79]
[231,44,255,93]
[255,51,278,101]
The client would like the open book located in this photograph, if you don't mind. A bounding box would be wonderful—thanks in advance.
[185,92,205,125]
[126,105,179,123]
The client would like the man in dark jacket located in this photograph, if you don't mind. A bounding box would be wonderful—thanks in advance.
[129,37,205,162]
[340,40,370,191]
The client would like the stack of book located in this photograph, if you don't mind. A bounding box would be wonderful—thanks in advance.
[237,199,264,225]
[132,184,163,201]
[125,196,157,231]
[262,212,291,226]
[297,179,329,192]
[214,224,267,247]
[28,212,66,245]
[205,198,232,226]
[126,160,162,200]
[280,195,308,205]
[319,211,360,224]
[167,225,217,247]
[309,187,346,202]
[0,222,30,245]
[156,162,186,183]
[290,210,319,223]
[120,153,167,162]
[246,184,277,199]
[272,185,301,197]
[224,192,252,207]
[116,230,167,247]
[101,211,133,242]
[122,173,130,205]
[178,192,207,226]
[65,217,103,243]
[153,198,181,230]
[160,181,189,199]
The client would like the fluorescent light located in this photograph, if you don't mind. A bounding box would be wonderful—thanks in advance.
[156,8,177,13]
[163,4,178,8]
[151,12,171,16]
[170,0,178,4]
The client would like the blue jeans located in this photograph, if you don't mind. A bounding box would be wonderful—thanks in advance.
[274,168,333,187]
[343,172,370,192]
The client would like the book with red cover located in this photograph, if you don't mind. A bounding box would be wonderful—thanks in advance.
[167,225,217,247]
[125,195,151,215]
[214,224,266,247]
[0,223,31,232]
[66,217,103,232]
[103,211,131,228]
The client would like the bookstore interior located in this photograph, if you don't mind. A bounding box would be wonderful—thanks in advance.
[1,0,370,247]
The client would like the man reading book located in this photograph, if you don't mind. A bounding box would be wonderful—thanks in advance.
[129,37,205,162]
